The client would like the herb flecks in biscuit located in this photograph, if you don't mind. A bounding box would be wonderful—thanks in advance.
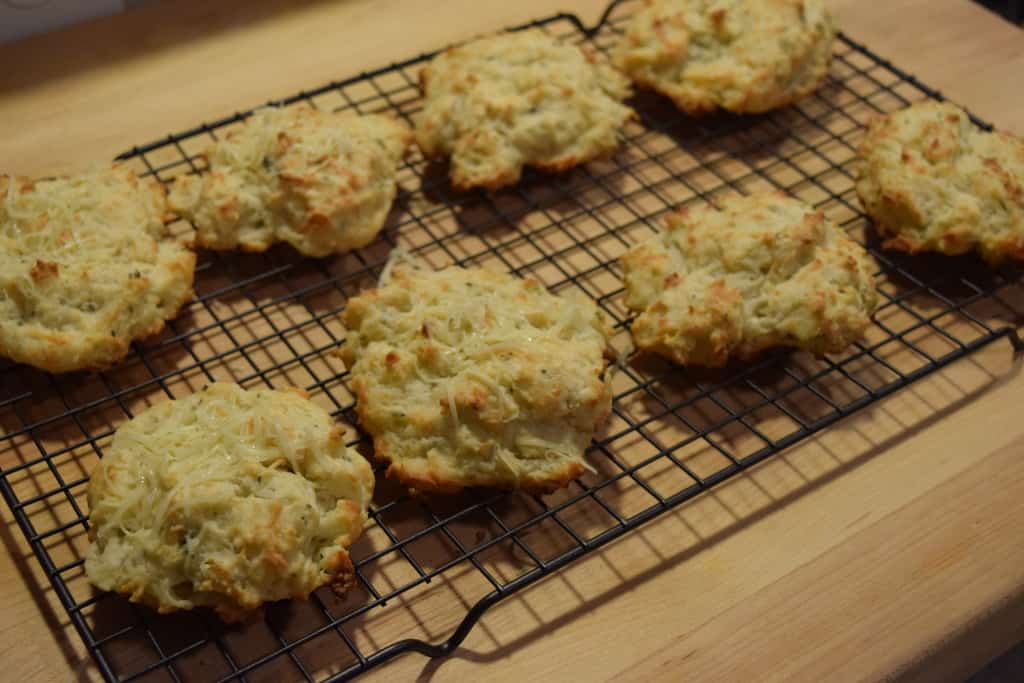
[85,383,374,622]
[0,167,195,373]
[856,101,1024,263]
[168,106,412,257]
[415,29,634,190]
[341,264,613,493]
[613,0,835,115]
[621,193,878,366]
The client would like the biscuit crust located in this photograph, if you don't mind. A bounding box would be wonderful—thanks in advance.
[414,29,634,190]
[341,265,613,493]
[168,106,412,257]
[856,101,1024,262]
[612,0,835,115]
[85,383,375,622]
[0,167,195,373]
[621,193,878,366]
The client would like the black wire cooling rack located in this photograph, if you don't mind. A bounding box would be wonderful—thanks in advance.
[2,1,1023,681]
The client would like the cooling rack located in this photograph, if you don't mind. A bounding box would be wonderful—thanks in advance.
[2,1,1023,681]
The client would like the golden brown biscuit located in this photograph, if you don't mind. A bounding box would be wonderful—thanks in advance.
[414,29,634,190]
[0,167,195,373]
[168,106,412,257]
[340,263,613,493]
[621,193,878,366]
[85,382,375,622]
[856,101,1024,262]
[612,0,835,115]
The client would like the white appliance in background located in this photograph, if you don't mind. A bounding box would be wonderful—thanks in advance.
[0,0,126,44]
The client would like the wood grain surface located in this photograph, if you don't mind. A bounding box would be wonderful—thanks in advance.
[0,1,1022,682]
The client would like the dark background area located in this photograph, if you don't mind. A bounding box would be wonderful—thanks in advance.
[975,0,1024,22]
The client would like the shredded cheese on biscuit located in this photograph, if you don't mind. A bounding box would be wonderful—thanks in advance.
[85,383,374,622]
[341,264,613,493]
[0,166,195,372]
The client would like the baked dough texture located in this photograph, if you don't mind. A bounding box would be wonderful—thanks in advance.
[168,106,412,257]
[612,0,835,114]
[0,167,195,373]
[340,264,613,493]
[621,193,878,366]
[414,29,634,190]
[856,100,1024,262]
[85,382,375,622]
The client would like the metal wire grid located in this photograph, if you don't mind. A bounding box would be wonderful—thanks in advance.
[2,1,1023,681]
